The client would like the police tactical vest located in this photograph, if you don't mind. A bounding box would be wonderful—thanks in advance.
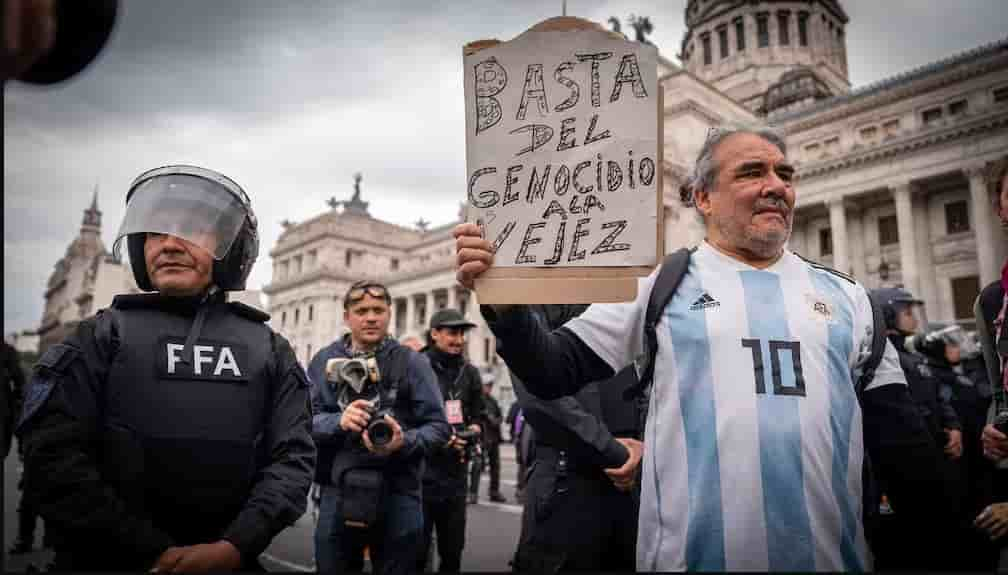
[103,296,273,544]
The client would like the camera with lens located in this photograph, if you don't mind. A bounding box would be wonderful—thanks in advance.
[453,426,482,463]
[327,356,397,448]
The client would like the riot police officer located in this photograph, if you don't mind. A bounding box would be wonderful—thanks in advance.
[309,281,450,575]
[15,165,316,572]
[416,308,486,572]
[509,304,643,572]
[871,287,966,570]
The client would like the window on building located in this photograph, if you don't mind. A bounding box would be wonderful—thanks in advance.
[994,86,1008,104]
[819,228,833,256]
[944,200,970,234]
[797,12,809,46]
[281,310,287,327]
[859,126,878,141]
[345,250,353,268]
[878,215,899,245]
[734,17,745,51]
[757,13,769,47]
[951,276,981,322]
[308,304,314,322]
[484,338,492,363]
[718,26,729,59]
[306,344,312,361]
[777,11,790,45]
[390,258,399,271]
[701,33,712,65]
[294,307,300,325]
[307,249,317,269]
[804,142,820,157]
[294,255,302,275]
[922,106,942,126]
[882,119,901,138]
[948,99,968,116]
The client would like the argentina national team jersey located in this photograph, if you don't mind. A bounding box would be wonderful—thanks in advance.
[565,242,907,572]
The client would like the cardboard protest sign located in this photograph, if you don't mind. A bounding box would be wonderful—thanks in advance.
[464,17,661,304]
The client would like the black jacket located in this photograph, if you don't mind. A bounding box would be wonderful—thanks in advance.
[481,392,503,446]
[15,293,316,570]
[421,346,485,498]
[307,336,450,498]
[1,341,26,457]
[890,333,961,443]
[509,305,634,471]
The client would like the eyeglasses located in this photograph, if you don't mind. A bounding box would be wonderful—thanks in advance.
[345,282,390,305]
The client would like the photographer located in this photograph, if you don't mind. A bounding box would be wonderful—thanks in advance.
[308,281,450,575]
[416,309,486,572]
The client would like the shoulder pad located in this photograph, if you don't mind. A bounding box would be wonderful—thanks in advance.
[795,253,856,285]
[228,302,270,323]
[111,293,162,309]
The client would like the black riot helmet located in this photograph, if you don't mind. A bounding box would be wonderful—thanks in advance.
[112,165,259,292]
[869,287,926,333]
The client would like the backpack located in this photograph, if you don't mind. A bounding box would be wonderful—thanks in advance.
[624,247,888,539]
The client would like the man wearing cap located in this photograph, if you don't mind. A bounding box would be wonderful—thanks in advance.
[416,308,486,572]
[14,165,316,572]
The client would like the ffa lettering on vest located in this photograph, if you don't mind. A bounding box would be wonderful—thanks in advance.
[159,336,249,383]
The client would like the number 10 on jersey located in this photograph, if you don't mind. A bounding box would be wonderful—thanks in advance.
[741,339,806,397]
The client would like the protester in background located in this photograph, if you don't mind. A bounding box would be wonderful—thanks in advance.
[975,158,1008,566]
[469,377,506,504]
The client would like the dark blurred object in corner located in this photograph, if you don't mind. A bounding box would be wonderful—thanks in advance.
[4,0,117,85]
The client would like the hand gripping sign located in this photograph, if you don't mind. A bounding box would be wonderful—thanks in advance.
[464,16,663,304]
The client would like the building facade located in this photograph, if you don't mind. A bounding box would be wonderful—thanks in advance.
[266,1,1007,412]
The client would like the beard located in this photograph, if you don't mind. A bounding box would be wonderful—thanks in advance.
[711,210,792,260]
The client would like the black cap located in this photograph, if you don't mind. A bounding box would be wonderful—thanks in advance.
[430,308,477,330]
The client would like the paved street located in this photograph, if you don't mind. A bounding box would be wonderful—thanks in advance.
[2,440,524,572]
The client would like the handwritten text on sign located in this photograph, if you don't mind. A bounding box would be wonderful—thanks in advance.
[464,28,658,268]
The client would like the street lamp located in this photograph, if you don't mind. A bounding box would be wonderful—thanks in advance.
[877,256,890,282]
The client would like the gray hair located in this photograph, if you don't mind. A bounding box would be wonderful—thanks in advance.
[682,124,788,210]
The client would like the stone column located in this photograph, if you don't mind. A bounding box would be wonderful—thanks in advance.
[424,291,434,329]
[405,293,415,336]
[447,284,457,312]
[967,166,999,286]
[848,207,866,281]
[892,182,920,297]
[828,198,849,274]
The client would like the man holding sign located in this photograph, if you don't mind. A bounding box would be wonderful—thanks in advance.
[455,124,954,571]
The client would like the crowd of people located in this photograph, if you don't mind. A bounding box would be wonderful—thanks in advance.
[1,26,1007,568]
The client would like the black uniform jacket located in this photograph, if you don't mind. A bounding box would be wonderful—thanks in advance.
[15,293,315,569]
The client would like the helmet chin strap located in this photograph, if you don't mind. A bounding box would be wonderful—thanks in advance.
[178,285,220,366]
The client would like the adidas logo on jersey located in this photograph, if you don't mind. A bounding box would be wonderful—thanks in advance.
[689,292,720,311]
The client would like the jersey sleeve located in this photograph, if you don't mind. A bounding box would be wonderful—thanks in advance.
[563,269,658,372]
[850,284,907,392]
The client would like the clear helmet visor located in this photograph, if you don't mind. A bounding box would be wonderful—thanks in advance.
[113,173,247,261]
[894,301,928,334]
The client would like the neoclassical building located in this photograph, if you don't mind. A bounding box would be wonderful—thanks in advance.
[266,0,1007,411]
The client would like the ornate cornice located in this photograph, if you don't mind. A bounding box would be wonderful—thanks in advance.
[773,38,1008,130]
[263,267,368,295]
[796,110,1008,180]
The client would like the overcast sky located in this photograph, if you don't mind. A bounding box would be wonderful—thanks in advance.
[5,0,1007,334]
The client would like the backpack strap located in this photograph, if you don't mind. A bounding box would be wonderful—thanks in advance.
[623,247,694,402]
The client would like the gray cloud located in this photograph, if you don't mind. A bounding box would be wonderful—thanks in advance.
[5,0,1007,334]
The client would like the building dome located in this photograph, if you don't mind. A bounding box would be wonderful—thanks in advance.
[680,0,850,115]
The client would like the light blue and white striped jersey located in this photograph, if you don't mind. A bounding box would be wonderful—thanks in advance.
[565,242,908,572]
